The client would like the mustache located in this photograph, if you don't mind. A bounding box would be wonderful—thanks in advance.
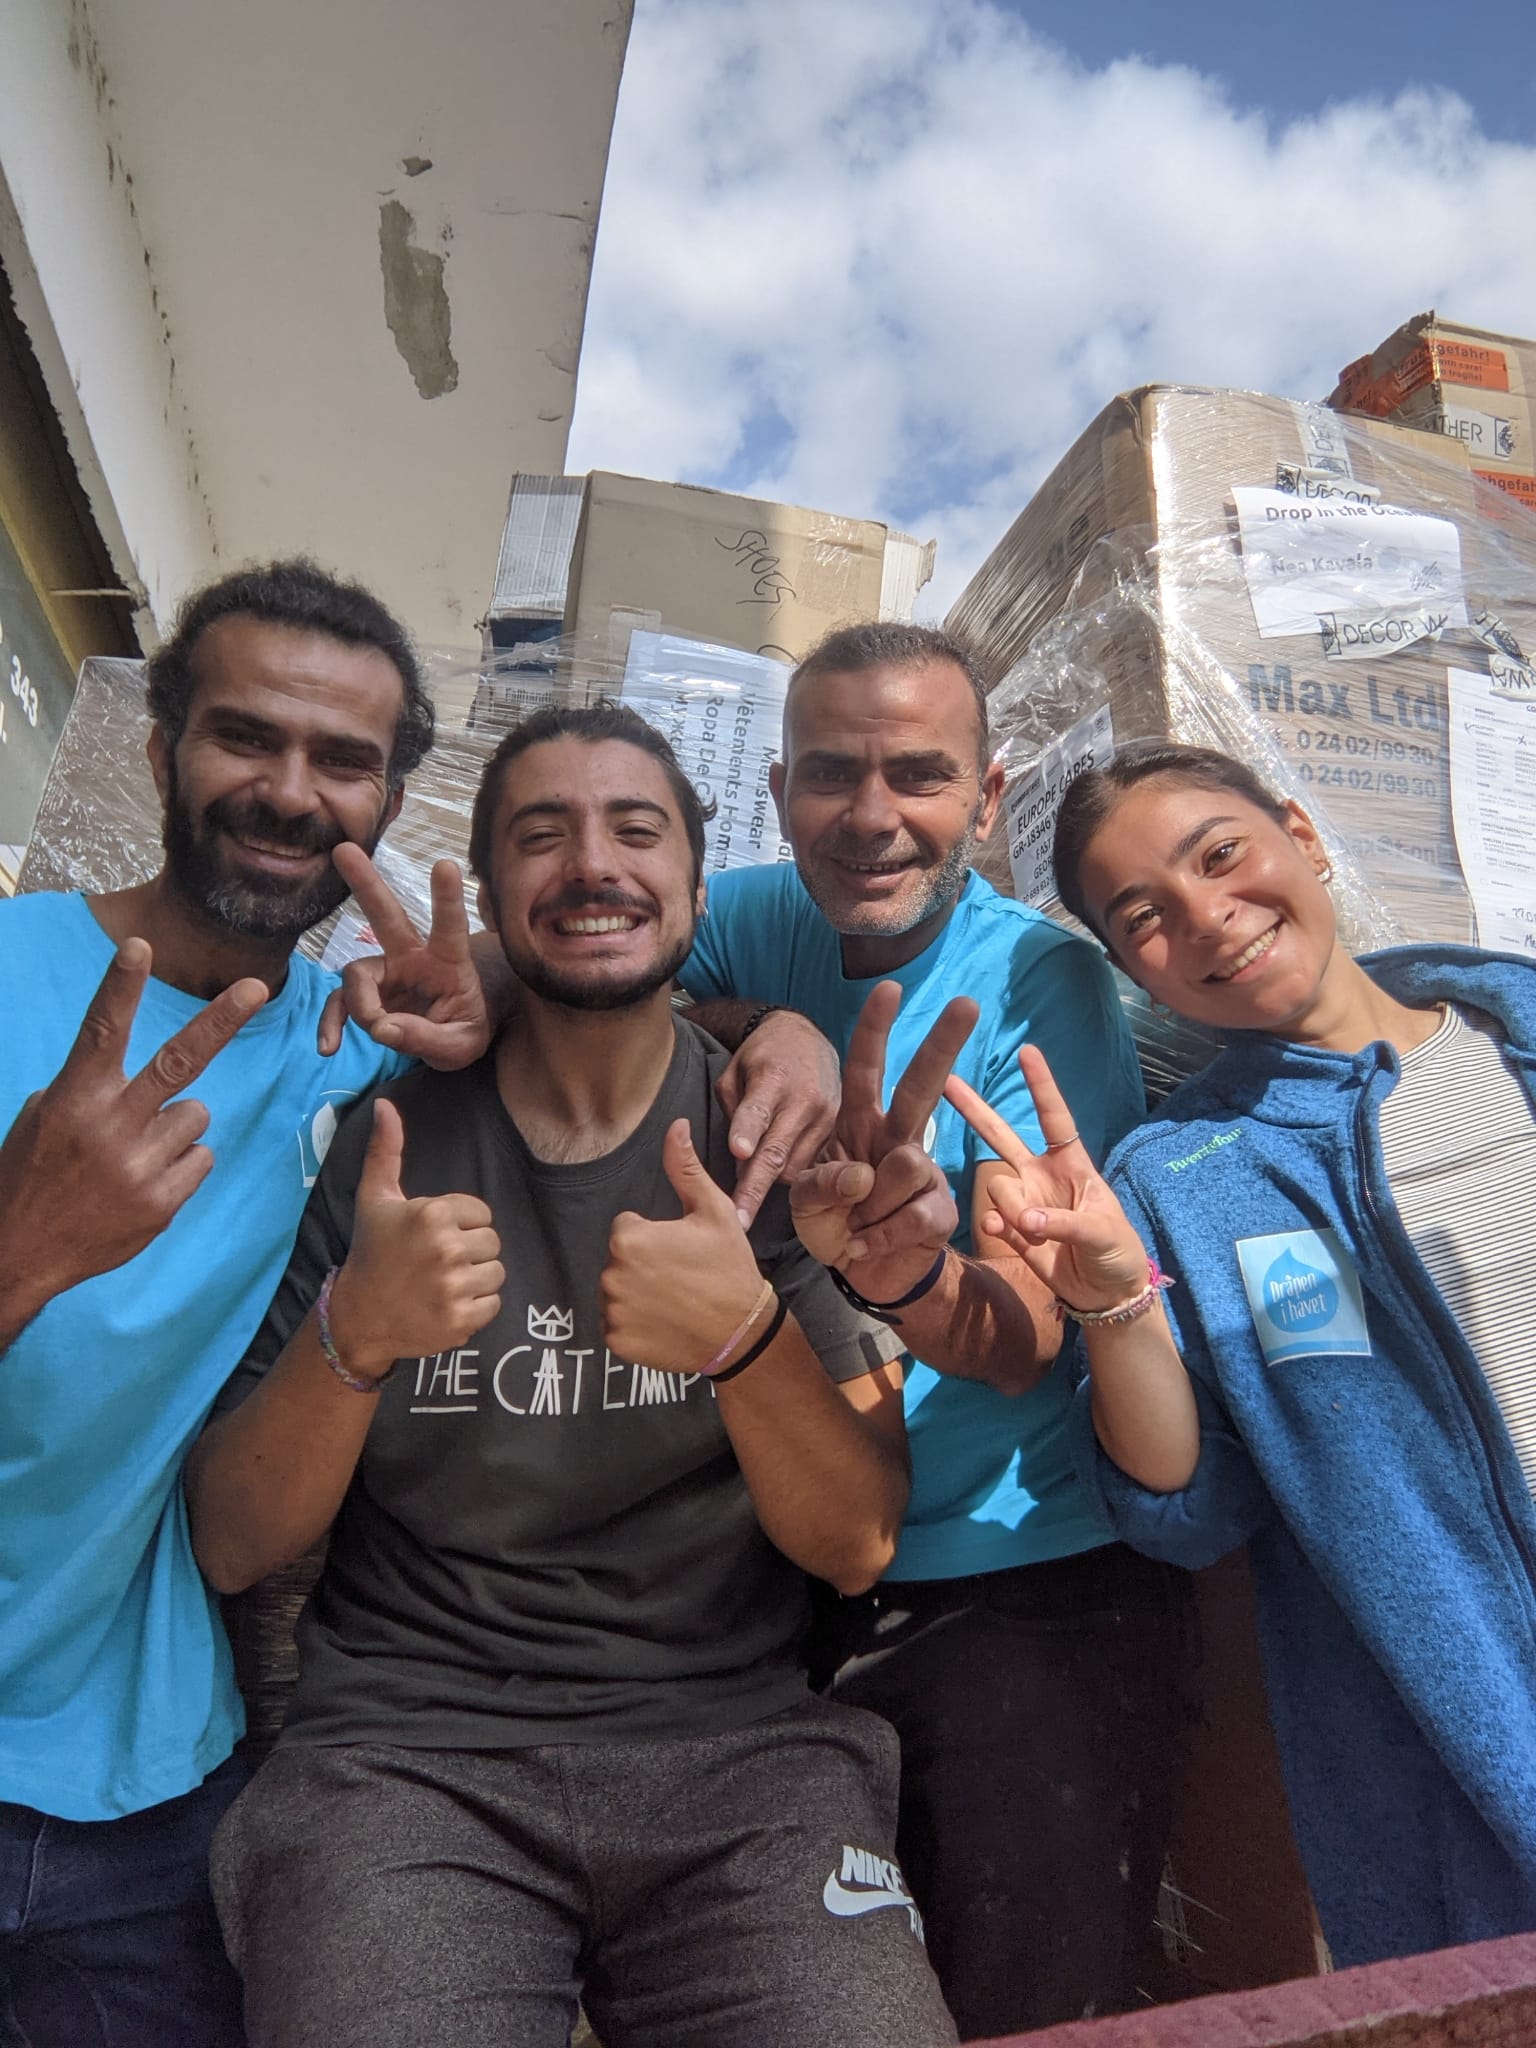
[540,885,655,919]
[202,796,347,857]
[819,835,926,865]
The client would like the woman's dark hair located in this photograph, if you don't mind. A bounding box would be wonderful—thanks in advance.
[144,557,434,788]
[468,698,718,893]
[1053,743,1292,941]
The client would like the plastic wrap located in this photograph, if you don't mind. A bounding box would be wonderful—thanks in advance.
[17,630,803,964]
[948,384,1536,1094]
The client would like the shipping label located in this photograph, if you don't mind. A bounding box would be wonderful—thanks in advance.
[1475,469,1536,509]
[1003,704,1114,906]
[1293,404,1354,477]
[1447,666,1536,955]
[1274,462,1379,504]
[1340,337,1512,417]
[622,630,793,873]
[1232,486,1467,643]
[1429,404,1519,461]
[1319,607,1454,661]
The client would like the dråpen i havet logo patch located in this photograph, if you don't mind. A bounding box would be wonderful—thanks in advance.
[1234,1227,1371,1367]
[297,1092,360,1188]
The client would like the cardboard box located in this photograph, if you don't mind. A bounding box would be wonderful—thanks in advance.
[562,471,933,667]
[947,385,1536,949]
[1330,311,1536,508]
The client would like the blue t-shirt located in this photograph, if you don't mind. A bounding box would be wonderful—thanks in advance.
[683,865,1145,1580]
[0,892,404,1820]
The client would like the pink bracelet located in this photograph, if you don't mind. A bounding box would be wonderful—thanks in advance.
[1054,1257,1174,1328]
[702,1276,776,1377]
[316,1267,394,1393]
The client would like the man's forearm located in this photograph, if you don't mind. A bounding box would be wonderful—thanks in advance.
[882,1248,1062,1396]
[718,1322,908,1594]
[186,1314,380,1594]
[681,997,761,1053]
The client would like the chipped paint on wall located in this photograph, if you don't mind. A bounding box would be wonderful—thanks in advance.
[378,199,458,401]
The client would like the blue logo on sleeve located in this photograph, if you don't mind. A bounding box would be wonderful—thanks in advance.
[1234,1228,1371,1367]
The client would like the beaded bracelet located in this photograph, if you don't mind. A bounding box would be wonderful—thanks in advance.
[316,1267,395,1393]
[827,1248,947,1328]
[1054,1257,1173,1328]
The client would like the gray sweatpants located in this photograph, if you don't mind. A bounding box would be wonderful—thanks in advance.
[210,1697,958,2048]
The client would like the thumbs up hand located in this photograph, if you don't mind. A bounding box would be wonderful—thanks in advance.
[324,1099,505,1382]
[600,1119,767,1374]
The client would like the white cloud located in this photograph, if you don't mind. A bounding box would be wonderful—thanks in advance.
[568,0,1536,614]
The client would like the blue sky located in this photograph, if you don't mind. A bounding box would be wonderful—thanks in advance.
[994,0,1535,143]
[568,0,1536,613]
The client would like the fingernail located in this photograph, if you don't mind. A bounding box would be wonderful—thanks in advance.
[847,1241,867,1261]
[735,1206,753,1229]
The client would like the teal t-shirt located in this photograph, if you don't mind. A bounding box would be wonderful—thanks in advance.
[682,866,1144,1580]
[0,892,404,1820]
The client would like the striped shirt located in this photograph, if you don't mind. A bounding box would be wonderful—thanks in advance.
[1379,1004,1536,1498]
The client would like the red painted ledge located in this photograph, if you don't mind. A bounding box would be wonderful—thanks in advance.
[967,1932,1536,2047]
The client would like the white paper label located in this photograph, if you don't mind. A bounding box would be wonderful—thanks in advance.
[1447,666,1536,956]
[622,630,793,873]
[1318,607,1455,661]
[1004,705,1115,906]
[1233,486,1468,643]
[1433,405,1519,463]
[1274,462,1380,504]
[1469,610,1536,699]
[1293,403,1354,478]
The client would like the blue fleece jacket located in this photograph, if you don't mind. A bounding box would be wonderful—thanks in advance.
[1074,945,1536,1968]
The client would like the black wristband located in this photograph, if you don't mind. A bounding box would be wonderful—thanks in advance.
[741,1002,790,1040]
[827,1249,947,1327]
[711,1296,788,1382]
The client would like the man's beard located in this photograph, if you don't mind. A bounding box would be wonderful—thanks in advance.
[162,770,379,941]
[500,885,696,1014]
[797,816,980,938]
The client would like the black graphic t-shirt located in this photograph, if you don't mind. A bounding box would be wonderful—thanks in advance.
[222,1020,898,1749]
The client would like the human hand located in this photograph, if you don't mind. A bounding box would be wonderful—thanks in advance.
[791,981,974,1303]
[317,846,492,1071]
[944,1046,1148,1313]
[601,1120,768,1373]
[0,940,266,1320]
[326,1099,504,1378]
[715,1009,841,1228]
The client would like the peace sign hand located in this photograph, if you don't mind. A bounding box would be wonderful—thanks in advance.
[943,1045,1148,1314]
[317,846,491,1070]
[791,981,976,1301]
[0,939,266,1328]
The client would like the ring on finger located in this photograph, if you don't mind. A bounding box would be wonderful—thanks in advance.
[1042,1133,1079,1153]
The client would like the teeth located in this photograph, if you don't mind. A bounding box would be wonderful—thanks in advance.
[1211,926,1279,980]
[553,915,640,934]
[239,838,311,860]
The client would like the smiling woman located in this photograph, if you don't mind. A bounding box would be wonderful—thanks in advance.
[944,741,1536,1971]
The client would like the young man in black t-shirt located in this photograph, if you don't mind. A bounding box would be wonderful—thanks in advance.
[186,704,959,2048]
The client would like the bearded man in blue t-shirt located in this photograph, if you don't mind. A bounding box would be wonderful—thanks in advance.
[0,561,484,2047]
[680,621,1190,2039]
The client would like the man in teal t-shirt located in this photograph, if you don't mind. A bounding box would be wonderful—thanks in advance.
[681,622,1189,2039]
[0,561,448,2047]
